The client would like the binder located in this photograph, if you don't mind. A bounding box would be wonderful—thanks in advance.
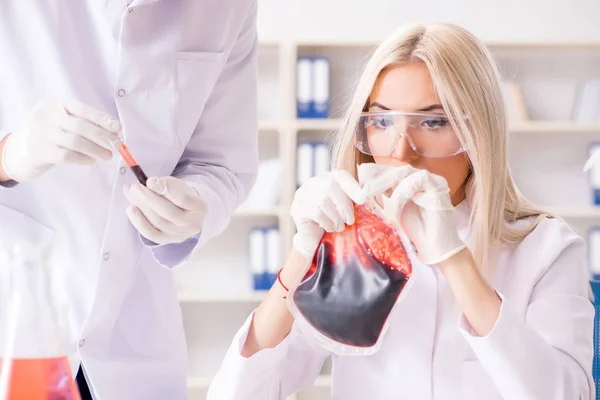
[572,79,600,123]
[297,141,315,188]
[314,142,331,177]
[312,57,330,119]
[297,57,313,119]
[265,227,281,287]
[589,143,600,205]
[590,229,600,280]
[248,228,267,290]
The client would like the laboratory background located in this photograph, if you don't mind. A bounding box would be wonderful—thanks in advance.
[172,0,600,399]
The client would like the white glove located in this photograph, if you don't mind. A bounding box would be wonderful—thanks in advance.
[123,176,207,245]
[362,164,466,265]
[2,99,122,182]
[291,170,366,259]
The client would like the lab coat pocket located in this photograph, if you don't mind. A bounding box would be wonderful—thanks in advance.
[176,51,225,146]
[0,204,55,249]
[461,361,503,400]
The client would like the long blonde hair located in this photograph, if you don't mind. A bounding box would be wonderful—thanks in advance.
[331,22,547,272]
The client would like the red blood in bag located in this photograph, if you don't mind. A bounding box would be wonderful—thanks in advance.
[293,203,412,348]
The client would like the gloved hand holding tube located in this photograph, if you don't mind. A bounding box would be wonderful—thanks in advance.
[110,132,208,246]
[0,97,206,247]
[1,99,122,183]
[122,176,208,246]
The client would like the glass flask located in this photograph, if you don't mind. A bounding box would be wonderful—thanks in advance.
[0,243,80,400]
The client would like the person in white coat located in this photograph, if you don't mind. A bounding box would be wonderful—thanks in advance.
[207,22,595,400]
[0,1,258,399]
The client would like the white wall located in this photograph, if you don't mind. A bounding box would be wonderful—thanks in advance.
[257,0,600,43]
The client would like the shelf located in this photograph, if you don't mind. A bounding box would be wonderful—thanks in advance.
[233,207,280,218]
[187,375,332,390]
[258,121,281,131]
[313,374,332,388]
[292,119,600,134]
[290,40,600,50]
[486,42,600,50]
[178,291,268,303]
[510,121,600,134]
[188,376,212,390]
[295,118,343,131]
[543,205,600,219]
[258,40,280,48]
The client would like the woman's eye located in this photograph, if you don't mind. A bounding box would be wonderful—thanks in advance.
[422,117,449,129]
[372,117,393,129]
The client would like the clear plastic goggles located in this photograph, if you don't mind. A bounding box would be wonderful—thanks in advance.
[355,111,465,158]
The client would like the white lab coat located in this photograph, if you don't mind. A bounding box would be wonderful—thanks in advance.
[0,0,258,398]
[208,201,595,400]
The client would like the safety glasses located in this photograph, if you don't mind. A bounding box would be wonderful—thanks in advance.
[355,111,466,158]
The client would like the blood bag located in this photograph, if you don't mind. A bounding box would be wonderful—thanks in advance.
[287,199,416,356]
[0,244,80,400]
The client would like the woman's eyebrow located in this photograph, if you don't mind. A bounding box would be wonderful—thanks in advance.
[416,104,444,112]
[368,102,391,110]
[368,102,444,112]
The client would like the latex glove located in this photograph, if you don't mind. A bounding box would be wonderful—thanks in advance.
[362,164,466,265]
[2,99,122,182]
[291,170,366,259]
[123,176,207,245]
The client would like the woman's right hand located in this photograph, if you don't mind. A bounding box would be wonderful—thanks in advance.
[290,170,366,260]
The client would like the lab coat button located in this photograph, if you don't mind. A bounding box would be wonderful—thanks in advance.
[103,252,110,261]
[127,7,133,13]
[79,339,86,347]
[117,89,126,97]
[120,167,127,175]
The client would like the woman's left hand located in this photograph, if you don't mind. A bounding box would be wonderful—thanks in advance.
[362,165,466,265]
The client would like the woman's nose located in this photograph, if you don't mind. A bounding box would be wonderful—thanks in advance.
[390,134,419,162]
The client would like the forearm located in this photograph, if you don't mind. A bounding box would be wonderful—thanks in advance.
[0,134,11,182]
[241,248,310,357]
[438,248,502,336]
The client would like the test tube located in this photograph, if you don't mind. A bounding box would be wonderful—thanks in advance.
[117,141,148,186]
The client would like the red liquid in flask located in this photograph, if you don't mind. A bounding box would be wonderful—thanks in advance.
[0,357,81,400]
[293,203,413,348]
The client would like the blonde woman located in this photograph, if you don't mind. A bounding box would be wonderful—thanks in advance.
[208,22,594,399]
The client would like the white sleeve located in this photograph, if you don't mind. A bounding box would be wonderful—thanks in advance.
[208,312,330,400]
[148,1,259,268]
[458,233,595,399]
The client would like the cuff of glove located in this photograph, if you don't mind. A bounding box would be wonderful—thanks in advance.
[0,134,18,186]
[420,244,467,266]
[292,233,319,261]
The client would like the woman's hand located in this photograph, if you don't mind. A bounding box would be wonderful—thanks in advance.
[291,170,366,260]
[362,164,501,336]
[362,165,466,265]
